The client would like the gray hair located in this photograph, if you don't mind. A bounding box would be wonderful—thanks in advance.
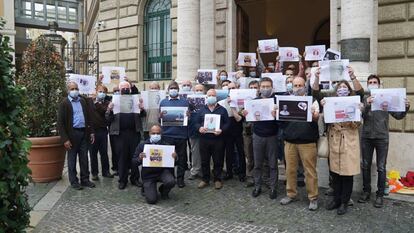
[118,81,131,89]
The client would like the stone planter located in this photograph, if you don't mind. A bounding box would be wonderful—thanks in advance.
[28,136,65,183]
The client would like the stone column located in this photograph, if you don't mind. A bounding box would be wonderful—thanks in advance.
[199,0,215,69]
[340,0,377,82]
[177,0,200,82]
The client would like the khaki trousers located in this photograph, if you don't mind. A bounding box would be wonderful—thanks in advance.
[285,142,318,200]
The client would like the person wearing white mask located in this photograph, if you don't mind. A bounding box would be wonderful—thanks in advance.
[358,75,410,208]
[131,124,177,204]
[196,89,230,190]
[159,81,190,188]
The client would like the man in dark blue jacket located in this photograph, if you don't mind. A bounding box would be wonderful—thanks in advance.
[131,124,177,204]
[195,89,230,190]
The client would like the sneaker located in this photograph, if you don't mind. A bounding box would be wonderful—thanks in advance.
[198,181,209,189]
[374,196,384,208]
[92,175,99,181]
[269,189,277,199]
[337,203,348,215]
[358,192,370,203]
[252,188,262,198]
[280,196,297,205]
[214,181,223,189]
[81,181,96,188]
[309,199,318,211]
[325,187,334,196]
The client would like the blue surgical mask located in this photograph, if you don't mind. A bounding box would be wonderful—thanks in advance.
[113,91,120,95]
[69,90,79,98]
[97,92,106,100]
[195,91,204,95]
[368,84,379,91]
[169,89,178,97]
[182,86,191,92]
[150,134,161,143]
[220,76,227,81]
[337,87,350,97]
[286,83,293,92]
[206,96,217,105]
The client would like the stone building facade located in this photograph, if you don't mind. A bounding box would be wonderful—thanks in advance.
[83,0,413,176]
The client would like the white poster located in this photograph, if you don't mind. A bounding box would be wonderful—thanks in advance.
[323,48,341,61]
[160,107,188,126]
[238,52,257,67]
[305,45,326,61]
[197,69,218,85]
[323,96,361,123]
[112,94,141,114]
[142,144,175,168]
[102,66,126,84]
[278,47,300,62]
[261,72,287,93]
[140,90,167,110]
[370,88,407,112]
[258,39,279,53]
[204,114,221,133]
[229,89,258,108]
[275,95,313,122]
[244,98,275,122]
[68,74,97,95]
[319,60,350,84]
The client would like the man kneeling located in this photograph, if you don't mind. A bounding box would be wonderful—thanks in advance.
[132,124,177,204]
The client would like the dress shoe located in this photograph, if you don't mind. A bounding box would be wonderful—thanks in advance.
[177,178,186,188]
[269,189,277,199]
[81,181,96,188]
[374,196,384,208]
[214,181,223,189]
[118,182,127,190]
[337,203,348,215]
[252,188,262,198]
[358,192,370,203]
[92,175,99,181]
[71,183,83,190]
[326,200,341,210]
[102,173,114,178]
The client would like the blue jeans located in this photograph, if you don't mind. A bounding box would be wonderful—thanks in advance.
[361,137,389,197]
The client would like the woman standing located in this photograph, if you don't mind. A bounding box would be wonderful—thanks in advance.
[321,80,363,215]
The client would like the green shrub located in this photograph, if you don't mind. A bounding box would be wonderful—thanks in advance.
[0,18,31,232]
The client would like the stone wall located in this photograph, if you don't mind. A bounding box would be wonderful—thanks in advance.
[378,0,414,132]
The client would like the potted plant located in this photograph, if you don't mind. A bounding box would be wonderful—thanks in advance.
[17,35,67,182]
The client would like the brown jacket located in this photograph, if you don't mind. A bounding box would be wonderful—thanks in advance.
[328,122,361,176]
[57,96,94,143]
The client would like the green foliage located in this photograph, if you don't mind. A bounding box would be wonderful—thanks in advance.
[16,34,66,137]
[0,18,32,232]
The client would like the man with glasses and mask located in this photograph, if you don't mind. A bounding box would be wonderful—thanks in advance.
[106,81,145,190]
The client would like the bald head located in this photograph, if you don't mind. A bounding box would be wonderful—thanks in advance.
[149,124,162,135]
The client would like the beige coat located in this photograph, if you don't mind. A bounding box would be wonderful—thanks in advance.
[328,122,361,176]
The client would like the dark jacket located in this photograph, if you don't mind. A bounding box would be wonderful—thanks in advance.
[361,95,408,139]
[57,96,94,143]
[282,121,319,144]
[252,94,279,137]
[91,99,110,129]
[132,138,174,180]
[195,104,230,139]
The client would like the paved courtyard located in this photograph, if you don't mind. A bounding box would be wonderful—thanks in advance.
[32,172,414,233]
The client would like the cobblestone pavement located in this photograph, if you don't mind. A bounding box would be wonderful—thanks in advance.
[33,173,414,233]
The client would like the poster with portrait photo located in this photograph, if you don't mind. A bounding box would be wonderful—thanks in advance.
[141,90,167,110]
[68,74,97,94]
[371,88,406,112]
[197,69,218,85]
[323,48,341,61]
[305,45,326,61]
[187,94,206,112]
[203,114,221,133]
[323,96,361,123]
[319,60,350,83]
[276,95,312,122]
[142,144,175,168]
[244,98,275,122]
[102,66,126,84]
[278,47,300,62]
[238,52,257,67]
[160,107,188,127]
[112,94,141,114]
[258,39,279,53]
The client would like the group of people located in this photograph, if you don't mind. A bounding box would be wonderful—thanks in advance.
[57,50,410,215]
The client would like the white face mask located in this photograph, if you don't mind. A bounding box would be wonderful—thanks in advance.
[222,86,229,90]
[182,86,191,92]
[368,84,379,91]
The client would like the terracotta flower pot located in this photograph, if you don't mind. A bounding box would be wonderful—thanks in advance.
[28,136,66,183]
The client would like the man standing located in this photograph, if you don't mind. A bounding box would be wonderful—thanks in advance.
[132,124,177,204]
[358,75,410,208]
[279,76,320,211]
[196,89,230,189]
[159,81,190,188]
[58,81,96,190]
[106,81,145,190]
[143,81,161,140]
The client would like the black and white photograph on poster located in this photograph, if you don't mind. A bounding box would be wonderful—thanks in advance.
[160,107,188,127]
[187,94,206,112]
[203,114,221,133]
[319,60,350,83]
[322,48,341,61]
[276,95,312,122]
[237,52,257,67]
[197,69,218,85]
[244,98,275,122]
